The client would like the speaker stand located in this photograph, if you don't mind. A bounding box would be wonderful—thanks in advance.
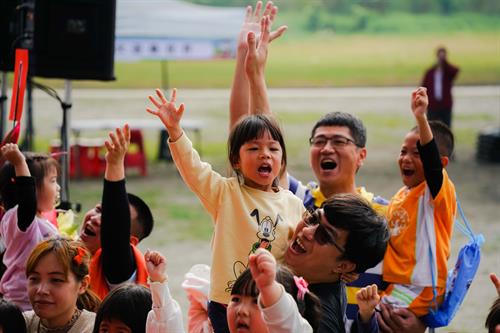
[59,80,72,208]
[0,71,8,139]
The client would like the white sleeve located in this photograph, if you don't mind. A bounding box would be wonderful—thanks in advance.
[146,281,185,333]
[259,286,313,333]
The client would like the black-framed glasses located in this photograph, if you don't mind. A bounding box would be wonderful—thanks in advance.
[302,209,345,253]
[309,135,359,149]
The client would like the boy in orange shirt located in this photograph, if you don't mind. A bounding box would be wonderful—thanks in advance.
[382,87,456,317]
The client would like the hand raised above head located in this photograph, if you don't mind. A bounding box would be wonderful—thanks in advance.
[411,87,429,118]
[104,124,130,166]
[248,248,276,292]
[145,249,168,283]
[146,88,185,141]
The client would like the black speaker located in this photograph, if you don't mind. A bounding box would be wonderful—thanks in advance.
[32,0,116,80]
[0,0,23,71]
[476,128,500,163]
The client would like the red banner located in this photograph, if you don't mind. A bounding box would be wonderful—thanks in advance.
[9,49,29,122]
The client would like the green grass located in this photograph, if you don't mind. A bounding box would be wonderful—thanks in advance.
[18,32,498,89]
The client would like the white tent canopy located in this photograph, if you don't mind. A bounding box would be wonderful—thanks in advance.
[115,0,245,61]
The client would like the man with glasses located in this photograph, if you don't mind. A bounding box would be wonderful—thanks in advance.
[284,193,389,332]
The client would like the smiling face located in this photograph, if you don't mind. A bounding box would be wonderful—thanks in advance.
[285,210,349,283]
[27,252,86,328]
[234,130,283,192]
[398,131,425,188]
[309,125,366,194]
[78,204,102,254]
[227,294,269,333]
[36,166,60,213]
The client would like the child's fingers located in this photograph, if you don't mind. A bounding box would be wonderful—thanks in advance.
[109,131,119,148]
[155,89,168,104]
[178,103,185,114]
[146,107,158,116]
[247,31,257,51]
[148,95,161,109]
[269,25,287,43]
[104,140,113,152]
[269,5,277,23]
[170,88,177,104]
[123,124,131,143]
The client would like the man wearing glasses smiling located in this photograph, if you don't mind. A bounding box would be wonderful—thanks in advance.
[284,193,390,333]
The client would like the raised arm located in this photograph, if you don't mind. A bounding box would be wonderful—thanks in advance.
[229,1,287,130]
[145,250,185,333]
[412,87,443,199]
[1,144,36,231]
[101,125,136,284]
[147,88,185,142]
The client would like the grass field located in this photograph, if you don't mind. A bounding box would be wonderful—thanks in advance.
[23,32,499,89]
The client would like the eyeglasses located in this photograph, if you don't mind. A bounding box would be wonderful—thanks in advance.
[302,210,345,253]
[309,135,359,149]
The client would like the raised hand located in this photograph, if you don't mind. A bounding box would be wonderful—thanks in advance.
[238,1,287,52]
[104,124,130,166]
[145,250,167,283]
[245,15,271,80]
[490,273,500,297]
[411,87,429,119]
[147,88,185,141]
[248,248,276,292]
[356,284,380,323]
[1,143,29,177]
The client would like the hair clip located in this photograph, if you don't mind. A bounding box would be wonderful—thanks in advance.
[73,247,86,266]
[293,276,309,301]
[50,151,68,159]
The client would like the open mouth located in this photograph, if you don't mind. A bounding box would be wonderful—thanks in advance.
[402,169,415,177]
[84,225,96,237]
[321,159,337,170]
[291,238,306,254]
[258,164,272,175]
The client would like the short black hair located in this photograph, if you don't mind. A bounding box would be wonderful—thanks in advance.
[310,112,367,148]
[127,193,154,240]
[411,120,454,158]
[228,114,287,181]
[323,193,389,273]
[486,297,500,333]
[93,284,151,333]
[0,298,27,333]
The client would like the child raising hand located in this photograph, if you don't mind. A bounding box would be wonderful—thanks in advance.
[147,87,304,333]
[145,250,184,333]
[0,144,60,310]
[355,284,380,332]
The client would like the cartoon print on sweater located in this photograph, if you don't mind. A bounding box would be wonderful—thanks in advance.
[225,209,282,293]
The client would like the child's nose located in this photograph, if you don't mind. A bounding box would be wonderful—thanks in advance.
[236,303,250,316]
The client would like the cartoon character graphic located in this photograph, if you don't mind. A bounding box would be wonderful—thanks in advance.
[388,208,409,237]
[225,209,282,293]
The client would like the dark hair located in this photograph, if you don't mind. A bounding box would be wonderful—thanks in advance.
[26,236,101,312]
[0,298,27,333]
[228,114,287,183]
[323,193,389,273]
[486,297,500,333]
[231,266,322,331]
[310,112,367,148]
[93,283,152,333]
[410,120,454,158]
[0,152,60,210]
[127,193,154,240]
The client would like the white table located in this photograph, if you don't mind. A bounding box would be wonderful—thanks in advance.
[70,118,204,156]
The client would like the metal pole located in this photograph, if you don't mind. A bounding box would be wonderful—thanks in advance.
[0,72,7,139]
[25,76,33,150]
[60,80,72,205]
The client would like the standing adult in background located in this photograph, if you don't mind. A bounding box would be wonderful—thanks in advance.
[421,47,460,128]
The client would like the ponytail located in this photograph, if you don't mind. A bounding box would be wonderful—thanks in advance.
[77,288,101,312]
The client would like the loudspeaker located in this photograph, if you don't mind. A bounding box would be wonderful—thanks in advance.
[32,0,116,80]
[0,0,22,71]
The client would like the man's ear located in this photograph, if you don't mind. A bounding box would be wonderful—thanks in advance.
[441,156,449,168]
[333,260,356,274]
[357,147,367,168]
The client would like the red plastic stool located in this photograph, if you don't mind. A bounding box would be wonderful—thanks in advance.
[76,139,105,178]
[125,129,147,176]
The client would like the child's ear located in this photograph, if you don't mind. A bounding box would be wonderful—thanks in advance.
[441,156,449,168]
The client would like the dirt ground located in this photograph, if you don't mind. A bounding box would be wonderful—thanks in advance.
[29,86,500,332]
